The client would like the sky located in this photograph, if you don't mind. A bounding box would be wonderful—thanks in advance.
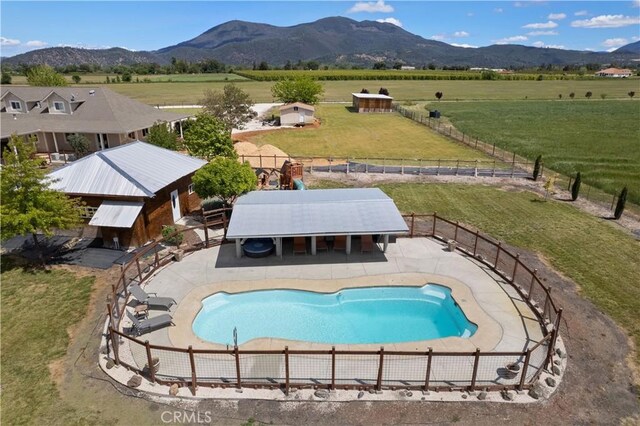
[1,1,639,57]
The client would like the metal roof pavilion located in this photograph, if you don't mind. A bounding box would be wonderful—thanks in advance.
[227,188,409,257]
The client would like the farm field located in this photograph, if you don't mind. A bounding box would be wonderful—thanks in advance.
[9,73,247,85]
[244,104,497,161]
[424,100,640,204]
[98,78,640,105]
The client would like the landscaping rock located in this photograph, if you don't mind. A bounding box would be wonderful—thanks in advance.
[105,359,115,369]
[235,388,243,393]
[528,383,545,400]
[369,389,376,394]
[461,394,467,399]
[127,375,142,388]
[477,391,487,400]
[399,390,406,397]
[506,363,521,372]
[500,390,514,401]
[554,359,562,366]
[406,391,413,397]
[552,365,561,375]
[357,391,365,399]
[314,389,330,399]
[169,384,179,396]
[546,377,557,388]
[556,348,566,359]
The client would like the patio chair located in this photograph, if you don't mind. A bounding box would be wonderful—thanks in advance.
[361,235,374,253]
[126,310,174,336]
[129,283,177,310]
[293,237,306,255]
[316,236,329,252]
[334,235,347,252]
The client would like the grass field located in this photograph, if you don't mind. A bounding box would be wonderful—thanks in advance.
[373,183,640,365]
[9,73,248,85]
[99,78,640,105]
[246,104,497,161]
[424,100,640,204]
[0,258,97,424]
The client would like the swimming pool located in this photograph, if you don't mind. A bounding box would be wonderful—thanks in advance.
[192,285,477,345]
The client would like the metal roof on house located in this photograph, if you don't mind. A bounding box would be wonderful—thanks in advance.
[351,93,393,100]
[88,201,144,228]
[226,188,409,239]
[1,87,191,138]
[48,141,207,197]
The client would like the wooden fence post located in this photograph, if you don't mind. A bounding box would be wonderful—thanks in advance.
[145,340,156,382]
[455,160,459,176]
[494,242,502,269]
[259,154,263,168]
[436,159,440,176]
[136,258,142,282]
[543,288,552,320]
[188,345,197,395]
[331,346,336,390]
[109,328,120,365]
[410,213,415,238]
[401,159,404,175]
[492,143,496,156]
[519,349,532,390]
[284,346,290,395]
[203,223,209,248]
[492,160,496,177]
[376,347,384,391]
[432,212,437,237]
[529,269,537,301]
[454,221,459,242]
[470,349,480,391]
[473,230,479,256]
[234,346,241,389]
[424,348,433,392]
[512,254,520,282]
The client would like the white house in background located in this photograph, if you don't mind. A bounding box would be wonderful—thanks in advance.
[279,102,315,126]
[1,87,191,161]
[595,68,632,78]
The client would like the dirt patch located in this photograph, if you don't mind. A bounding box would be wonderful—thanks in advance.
[234,141,291,169]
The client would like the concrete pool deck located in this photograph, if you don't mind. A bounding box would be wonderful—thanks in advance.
[128,237,545,353]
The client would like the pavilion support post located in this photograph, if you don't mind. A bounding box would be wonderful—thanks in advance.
[235,239,242,258]
[346,235,351,255]
[311,236,317,255]
[276,237,282,258]
[52,133,60,154]
[383,234,389,252]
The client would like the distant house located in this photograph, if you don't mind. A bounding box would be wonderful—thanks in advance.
[351,93,394,113]
[1,87,191,161]
[48,141,206,249]
[595,68,632,78]
[279,102,315,126]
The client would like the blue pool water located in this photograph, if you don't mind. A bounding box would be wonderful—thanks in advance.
[192,285,477,345]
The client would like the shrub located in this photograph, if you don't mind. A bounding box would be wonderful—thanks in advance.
[614,186,628,220]
[1,72,11,84]
[66,133,90,158]
[360,88,369,93]
[71,75,81,84]
[435,91,443,100]
[533,155,543,181]
[161,225,184,247]
[378,87,389,96]
[585,91,592,99]
[569,92,575,99]
[628,91,635,99]
[600,93,607,100]
[571,172,581,201]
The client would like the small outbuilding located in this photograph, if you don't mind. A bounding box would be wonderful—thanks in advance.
[279,102,315,126]
[351,93,394,113]
[595,68,632,78]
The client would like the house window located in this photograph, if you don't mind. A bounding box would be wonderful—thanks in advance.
[36,101,42,109]
[127,132,135,139]
[142,128,149,137]
[188,184,194,195]
[10,101,22,111]
[53,101,65,112]
[80,206,98,219]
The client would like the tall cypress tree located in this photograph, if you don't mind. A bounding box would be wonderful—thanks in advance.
[614,186,628,220]
[571,172,582,201]
[533,155,543,181]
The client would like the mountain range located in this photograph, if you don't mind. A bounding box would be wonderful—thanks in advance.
[4,17,639,69]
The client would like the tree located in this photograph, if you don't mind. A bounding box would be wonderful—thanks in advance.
[543,174,556,200]
[26,65,68,86]
[66,133,90,158]
[360,88,369,94]
[271,76,324,105]
[192,157,256,206]
[600,93,607,100]
[0,134,82,260]
[1,71,12,84]
[585,91,592,99]
[146,121,178,150]
[614,186,628,220]
[533,155,543,181]
[628,91,635,99]
[71,75,81,84]
[201,84,255,131]
[183,114,235,161]
[569,92,575,99]
[558,94,562,99]
[258,61,269,71]
[122,71,132,82]
[378,87,390,96]
[571,172,581,201]
[435,91,443,101]
[372,62,387,70]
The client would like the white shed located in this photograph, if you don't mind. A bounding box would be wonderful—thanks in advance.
[279,102,315,126]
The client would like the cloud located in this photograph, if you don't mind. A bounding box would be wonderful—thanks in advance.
[548,13,566,20]
[348,0,393,13]
[494,7,504,13]
[495,35,528,44]
[376,17,402,27]
[527,30,559,36]
[450,43,478,48]
[466,12,474,17]
[633,0,640,7]
[430,34,446,41]
[25,40,48,48]
[532,41,566,49]
[1,37,21,46]
[571,14,640,28]
[601,38,629,48]
[574,10,588,16]
[523,20,558,29]
[453,31,470,37]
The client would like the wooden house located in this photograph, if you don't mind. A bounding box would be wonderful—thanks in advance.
[351,93,393,113]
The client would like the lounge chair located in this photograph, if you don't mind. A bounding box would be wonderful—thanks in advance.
[316,237,329,252]
[129,283,177,310]
[293,236,306,255]
[127,310,174,336]
[334,235,347,252]
[361,235,374,253]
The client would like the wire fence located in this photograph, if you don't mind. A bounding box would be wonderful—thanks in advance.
[105,212,562,395]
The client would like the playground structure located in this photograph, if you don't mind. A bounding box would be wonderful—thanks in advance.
[279,160,305,190]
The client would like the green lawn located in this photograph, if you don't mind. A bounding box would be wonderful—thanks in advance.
[0,258,97,424]
[247,104,498,161]
[425,100,640,204]
[374,183,640,365]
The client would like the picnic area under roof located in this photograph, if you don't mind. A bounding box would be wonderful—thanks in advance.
[226,188,409,240]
